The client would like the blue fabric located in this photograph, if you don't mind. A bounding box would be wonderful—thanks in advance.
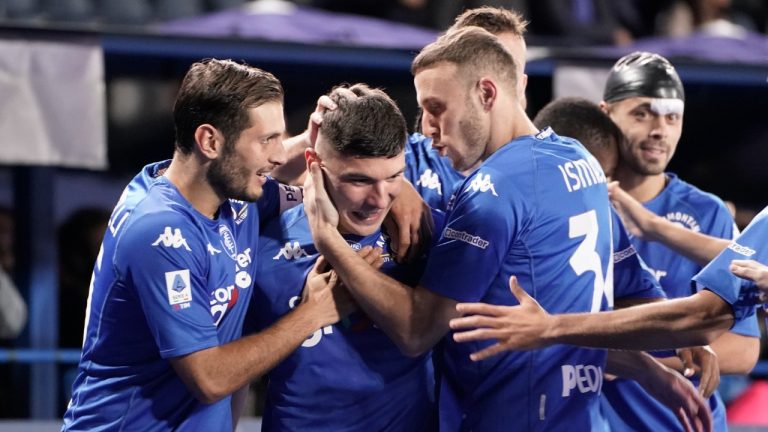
[246,205,441,431]
[404,133,466,212]
[62,161,278,431]
[421,129,613,431]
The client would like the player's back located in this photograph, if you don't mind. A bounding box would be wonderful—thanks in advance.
[421,129,613,431]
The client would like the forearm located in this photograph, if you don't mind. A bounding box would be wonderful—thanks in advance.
[172,302,323,403]
[606,350,664,381]
[272,131,310,185]
[546,291,734,350]
[316,230,427,355]
[648,217,729,266]
[709,331,760,374]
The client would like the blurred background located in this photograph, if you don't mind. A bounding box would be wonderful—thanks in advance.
[1,0,767,430]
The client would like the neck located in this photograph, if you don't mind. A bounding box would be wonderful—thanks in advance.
[486,101,538,159]
[613,167,667,203]
[163,151,224,219]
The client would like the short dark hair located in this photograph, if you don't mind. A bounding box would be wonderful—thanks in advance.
[412,27,517,91]
[533,97,622,155]
[173,59,284,154]
[449,6,528,36]
[320,83,406,158]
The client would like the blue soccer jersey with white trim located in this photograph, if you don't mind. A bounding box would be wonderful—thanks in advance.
[246,205,441,432]
[602,174,759,432]
[62,161,286,431]
[420,129,614,431]
[611,208,666,302]
[405,133,465,211]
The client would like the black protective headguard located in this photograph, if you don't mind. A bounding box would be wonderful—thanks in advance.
[603,52,684,103]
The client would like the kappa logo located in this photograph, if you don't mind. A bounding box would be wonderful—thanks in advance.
[416,169,443,196]
[152,227,191,251]
[207,243,222,256]
[466,173,498,196]
[273,241,309,260]
[165,269,192,307]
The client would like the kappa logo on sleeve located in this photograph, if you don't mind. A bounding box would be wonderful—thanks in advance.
[152,227,192,251]
[273,241,309,260]
[416,169,443,196]
[165,269,192,308]
[465,173,498,196]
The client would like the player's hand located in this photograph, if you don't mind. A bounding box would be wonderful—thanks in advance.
[303,160,340,243]
[302,256,356,326]
[357,245,384,270]
[449,276,552,361]
[383,181,434,263]
[608,181,661,241]
[639,360,713,432]
[307,95,338,147]
[730,260,768,296]
[677,346,719,398]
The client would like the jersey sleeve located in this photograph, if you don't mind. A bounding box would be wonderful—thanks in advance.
[692,207,768,325]
[612,211,666,301]
[115,211,218,359]
[419,172,518,302]
[257,178,304,223]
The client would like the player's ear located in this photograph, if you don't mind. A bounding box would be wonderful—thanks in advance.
[194,124,223,159]
[477,78,497,112]
[305,147,321,169]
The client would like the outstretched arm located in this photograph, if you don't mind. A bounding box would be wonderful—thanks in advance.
[609,182,729,266]
[449,276,734,361]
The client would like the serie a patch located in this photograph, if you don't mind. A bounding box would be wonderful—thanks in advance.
[165,269,192,306]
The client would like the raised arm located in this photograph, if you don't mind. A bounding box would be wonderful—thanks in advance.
[449,276,734,360]
[608,182,729,266]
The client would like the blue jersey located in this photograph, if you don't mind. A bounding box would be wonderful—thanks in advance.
[246,205,439,432]
[420,129,614,431]
[405,133,465,211]
[62,161,299,431]
[693,206,767,320]
[611,208,666,302]
[602,173,759,432]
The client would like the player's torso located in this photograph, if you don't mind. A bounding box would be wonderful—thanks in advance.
[251,206,434,431]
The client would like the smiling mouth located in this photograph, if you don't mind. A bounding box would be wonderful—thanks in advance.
[351,209,383,223]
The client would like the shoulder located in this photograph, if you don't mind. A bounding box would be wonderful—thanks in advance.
[665,174,729,210]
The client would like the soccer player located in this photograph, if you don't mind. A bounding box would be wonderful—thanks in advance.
[62,59,349,431]
[407,6,529,211]
[302,27,699,431]
[596,52,759,431]
[245,83,438,431]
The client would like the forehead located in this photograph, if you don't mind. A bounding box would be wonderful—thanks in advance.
[317,133,405,177]
[414,62,465,104]
[244,101,285,135]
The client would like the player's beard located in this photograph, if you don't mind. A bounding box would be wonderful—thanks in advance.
[207,139,259,202]
[453,102,487,172]
[621,141,668,176]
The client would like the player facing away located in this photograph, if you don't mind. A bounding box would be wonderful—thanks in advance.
[597,52,759,431]
[62,60,348,431]
[244,84,438,431]
[303,27,617,431]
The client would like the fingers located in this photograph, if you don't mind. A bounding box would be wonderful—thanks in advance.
[508,276,529,304]
[396,214,412,263]
[356,246,383,267]
[675,407,693,432]
[316,95,337,111]
[454,302,506,318]
[469,343,506,362]
[449,314,499,333]
[730,259,759,280]
[677,349,695,378]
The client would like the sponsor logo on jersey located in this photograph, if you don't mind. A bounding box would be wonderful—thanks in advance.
[289,296,333,347]
[165,269,192,307]
[152,227,191,251]
[218,225,238,260]
[465,173,498,196]
[443,227,489,249]
[613,245,637,264]
[347,242,362,251]
[210,248,253,325]
[416,169,443,196]
[664,212,701,232]
[561,364,603,397]
[207,243,222,255]
[728,242,756,257]
[273,241,310,260]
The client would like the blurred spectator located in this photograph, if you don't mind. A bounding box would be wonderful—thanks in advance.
[57,207,110,348]
[0,207,27,340]
[656,0,754,38]
[527,0,640,45]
